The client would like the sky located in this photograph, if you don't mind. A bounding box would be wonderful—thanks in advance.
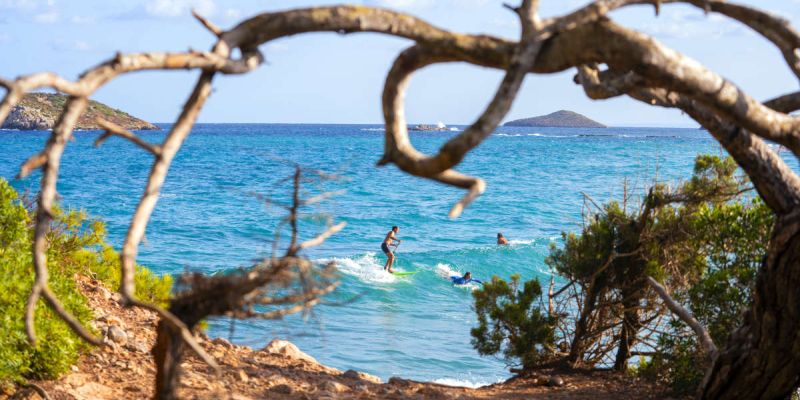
[0,0,798,127]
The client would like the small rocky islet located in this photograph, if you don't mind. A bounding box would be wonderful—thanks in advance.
[1,93,158,131]
[504,110,607,128]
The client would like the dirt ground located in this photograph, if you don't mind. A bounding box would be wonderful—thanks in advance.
[7,277,676,399]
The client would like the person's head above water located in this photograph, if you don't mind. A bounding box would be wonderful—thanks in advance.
[464,272,472,280]
[497,233,504,238]
[392,226,399,233]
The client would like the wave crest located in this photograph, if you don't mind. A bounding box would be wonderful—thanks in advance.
[320,252,403,284]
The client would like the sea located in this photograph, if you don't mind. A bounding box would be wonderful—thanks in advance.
[0,123,730,387]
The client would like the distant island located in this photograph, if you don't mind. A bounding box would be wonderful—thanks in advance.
[504,110,607,128]
[1,93,158,131]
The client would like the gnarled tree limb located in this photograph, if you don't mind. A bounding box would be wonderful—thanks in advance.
[647,276,717,360]
[94,118,162,156]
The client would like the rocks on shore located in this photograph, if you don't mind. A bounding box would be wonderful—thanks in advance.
[11,275,667,400]
[343,368,382,384]
[262,339,318,364]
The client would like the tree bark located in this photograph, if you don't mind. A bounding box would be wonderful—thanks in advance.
[700,213,800,399]
[153,321,185,400]
[613,288,642,371]
[569,279,602,367]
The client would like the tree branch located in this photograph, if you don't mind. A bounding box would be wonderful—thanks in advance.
[298,222,347,251]
[646,276,717,360]
[192,9,223,38]
[94,118,162,156]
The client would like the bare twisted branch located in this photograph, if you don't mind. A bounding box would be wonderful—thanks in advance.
[94,118,162,156]
[378,0,545,216]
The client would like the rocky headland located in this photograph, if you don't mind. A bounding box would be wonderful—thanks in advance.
[504,110,607,128]
[1,93,158,131]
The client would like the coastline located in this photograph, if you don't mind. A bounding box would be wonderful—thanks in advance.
[9,275,669,399]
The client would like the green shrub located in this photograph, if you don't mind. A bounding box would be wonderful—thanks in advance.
[0,178,172,388]
[645,197,771,394]
[540,155,772,392]
[471,274,556,371]
[476,155,771,390]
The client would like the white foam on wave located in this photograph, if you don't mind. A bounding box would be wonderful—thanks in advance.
[320,252,397,283]
[432,377,500,388]
[435,263,460,278]
[508,238,535,245]
[360,128,385,131]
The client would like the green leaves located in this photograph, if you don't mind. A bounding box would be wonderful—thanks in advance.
[470,274,556,371]
[540,154,770,390]
[0,178,172,387]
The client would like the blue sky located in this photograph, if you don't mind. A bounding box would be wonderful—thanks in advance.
[0,0,798,127]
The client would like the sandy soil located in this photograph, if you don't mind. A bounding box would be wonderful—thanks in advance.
[7,277,675,399]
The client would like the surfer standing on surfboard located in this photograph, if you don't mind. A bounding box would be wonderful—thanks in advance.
[382,226,401,273]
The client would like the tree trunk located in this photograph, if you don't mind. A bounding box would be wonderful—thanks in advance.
[569,280,602,367]
[700,214,800,399]
[613,290,642,371]
[153,321,185,400]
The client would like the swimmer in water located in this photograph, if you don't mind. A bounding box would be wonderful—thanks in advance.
[497,233,509,245]
[450,272,483,285]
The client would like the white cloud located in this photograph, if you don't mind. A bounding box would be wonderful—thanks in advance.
[70,15,95,24]
[33,10,58,23]
[49,38,94,52]
[223,8,241,20]
[72,40,91,51]
[0,0,42,10]
[145,0,216,18]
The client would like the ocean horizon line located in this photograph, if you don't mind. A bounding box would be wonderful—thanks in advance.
[149,122,701,130]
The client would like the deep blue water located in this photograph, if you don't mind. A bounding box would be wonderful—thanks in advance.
[1,123,726,386]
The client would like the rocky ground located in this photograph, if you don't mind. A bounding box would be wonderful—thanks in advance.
[7,277,674,399]
[1,93,158,131]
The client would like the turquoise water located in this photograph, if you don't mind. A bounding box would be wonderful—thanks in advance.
[1,124,722,386]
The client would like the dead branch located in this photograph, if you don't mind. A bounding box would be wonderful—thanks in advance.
[574,64,800,214]
[299,222,347,251]
[152,168,342,398]
[192,10,223,38]
[765,91,800,114]
[302,190,346,207]
[21,382,52,400]
[646,276,717,360]
[10,45,262,350]
[94,118,162,156]
[378,0,544,216]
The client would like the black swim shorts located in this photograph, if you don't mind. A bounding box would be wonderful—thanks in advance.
[381,242,391,255]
